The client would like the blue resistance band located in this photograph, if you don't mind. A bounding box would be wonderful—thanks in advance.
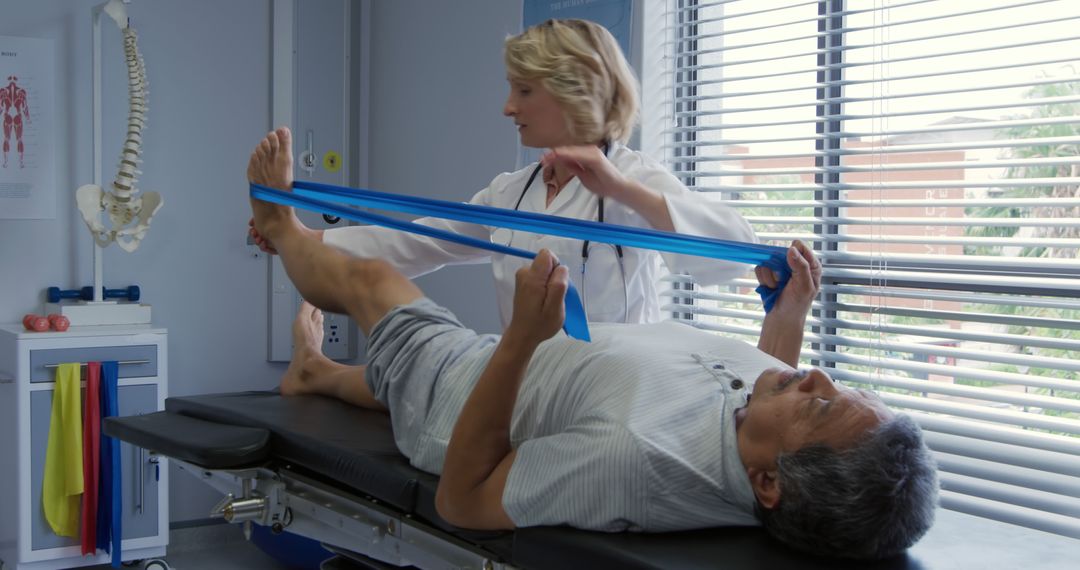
[250,182,791,341]
[97,361,122,567]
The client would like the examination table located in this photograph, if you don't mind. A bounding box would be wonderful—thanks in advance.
[104,391,1078,570]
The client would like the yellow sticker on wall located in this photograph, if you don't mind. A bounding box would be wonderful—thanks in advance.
[323,151,342,173]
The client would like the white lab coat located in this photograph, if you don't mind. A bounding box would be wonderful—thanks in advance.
[323,143,757,328]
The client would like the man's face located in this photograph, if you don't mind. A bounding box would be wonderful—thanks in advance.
[503,77,575,148]
[737,367,892,469]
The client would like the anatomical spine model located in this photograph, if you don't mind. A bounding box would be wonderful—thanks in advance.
[76,0,162,253]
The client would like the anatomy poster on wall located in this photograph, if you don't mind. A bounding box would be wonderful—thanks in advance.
[0,36,55,219]
[517,0,633,169]
[523,0,633,58]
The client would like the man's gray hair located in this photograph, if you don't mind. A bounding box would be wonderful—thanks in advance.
[756,413,939,559]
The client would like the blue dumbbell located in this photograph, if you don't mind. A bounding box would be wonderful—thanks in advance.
[106,285,141,301]
[46,287,83,303]
[80,285,141,302]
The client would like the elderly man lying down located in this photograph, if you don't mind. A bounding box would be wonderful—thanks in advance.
[246,127,938,560]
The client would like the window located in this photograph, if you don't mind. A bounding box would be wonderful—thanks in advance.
[655,0,1080,537]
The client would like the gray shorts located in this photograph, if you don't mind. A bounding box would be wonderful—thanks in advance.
[366,297,499,458]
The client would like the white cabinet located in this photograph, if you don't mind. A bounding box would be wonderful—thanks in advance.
[0,325,169,570]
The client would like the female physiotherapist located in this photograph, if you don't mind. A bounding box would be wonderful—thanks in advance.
[251,19,756,327]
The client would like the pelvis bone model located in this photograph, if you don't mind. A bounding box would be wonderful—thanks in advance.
[76,0,162,253]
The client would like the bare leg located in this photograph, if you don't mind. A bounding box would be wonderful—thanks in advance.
[248,127,421,409]
[281,301,387,411]
[247,126,423,335]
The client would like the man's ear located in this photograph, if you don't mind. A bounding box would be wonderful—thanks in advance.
[748,467,781,509]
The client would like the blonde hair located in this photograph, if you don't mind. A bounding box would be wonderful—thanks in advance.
[504,19,639,145]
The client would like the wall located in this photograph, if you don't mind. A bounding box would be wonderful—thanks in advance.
[363,0,520,332]
[0,0,280,521]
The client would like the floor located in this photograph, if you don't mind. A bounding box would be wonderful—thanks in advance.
[85,523,297,570]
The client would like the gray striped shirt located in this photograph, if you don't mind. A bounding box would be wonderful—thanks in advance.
[408,320,790,532]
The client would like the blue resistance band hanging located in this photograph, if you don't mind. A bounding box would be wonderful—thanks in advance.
[97,361,122,568]
[250,181,792,342]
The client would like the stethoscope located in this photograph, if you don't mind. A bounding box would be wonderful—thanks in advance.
[509,142,630,322]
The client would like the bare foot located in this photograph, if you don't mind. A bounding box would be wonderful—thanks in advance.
[281,300,334,395]
[278,301,385,410]
[247,126,302,240]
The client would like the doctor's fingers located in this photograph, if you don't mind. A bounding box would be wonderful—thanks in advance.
[249,230,278,254]
[549,144,603,159]
[544,145,602,170]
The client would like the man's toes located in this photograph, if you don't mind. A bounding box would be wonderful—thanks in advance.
[247,153,258,181]
[276,127,291,154]
[267,130,280,154]
[258,160,271,185]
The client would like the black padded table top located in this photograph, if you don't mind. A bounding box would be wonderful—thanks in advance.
[165,391,418,513]
[150,391,1078,570]
[103,410,270,468]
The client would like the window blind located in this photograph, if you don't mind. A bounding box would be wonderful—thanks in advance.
[659,0,1080,538]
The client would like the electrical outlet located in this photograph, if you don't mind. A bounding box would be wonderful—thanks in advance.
[268,248,361,363]
[321,310,355,360]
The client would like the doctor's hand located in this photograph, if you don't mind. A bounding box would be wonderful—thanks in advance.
[248,216,324,255]
[544,145,677,232]
[248,217,279,255]
[506,249,569,347]
[542,145,630,200]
